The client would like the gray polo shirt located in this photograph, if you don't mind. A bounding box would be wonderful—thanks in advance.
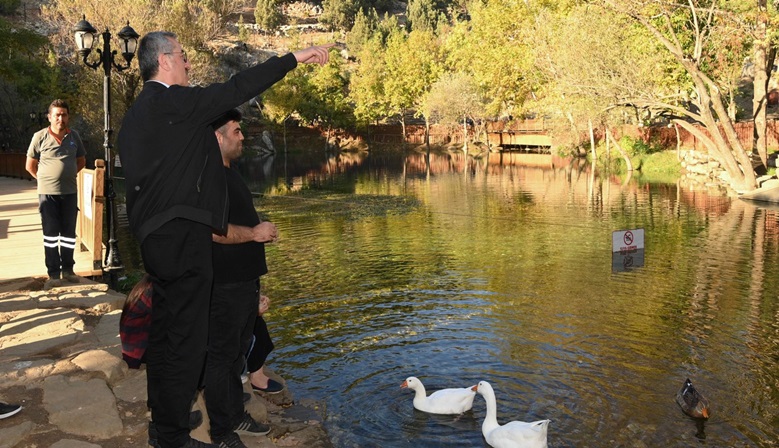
[27,128,86,195]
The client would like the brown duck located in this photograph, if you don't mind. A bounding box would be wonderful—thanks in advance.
[676,378,710,419]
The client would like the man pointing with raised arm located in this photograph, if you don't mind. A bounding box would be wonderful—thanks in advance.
[118,32,331,448]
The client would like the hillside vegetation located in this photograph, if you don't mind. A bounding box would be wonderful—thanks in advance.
[2,0,778,190]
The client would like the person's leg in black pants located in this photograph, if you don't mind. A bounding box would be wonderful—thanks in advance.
[141,219,213,448]
[246,316,274,375]
[39,194,63,279]
[39,193,78,279]
[205,280,258,440]
[58,193,78,274]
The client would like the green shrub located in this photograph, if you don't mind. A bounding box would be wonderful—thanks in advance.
[620,135,665,157]
[0,0,21,15]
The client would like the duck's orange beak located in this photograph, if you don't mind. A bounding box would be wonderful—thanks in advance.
[702,408,709,419]
[471,385,478,392]
[400,380,408,389]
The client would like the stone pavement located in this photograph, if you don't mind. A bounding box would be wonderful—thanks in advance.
[0,277,333,448]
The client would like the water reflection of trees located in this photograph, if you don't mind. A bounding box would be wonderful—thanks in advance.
[686,200,779,432]
[249,149,779,444]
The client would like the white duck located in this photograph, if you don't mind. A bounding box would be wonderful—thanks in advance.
[400,376,476,414]
[472,381,550,448]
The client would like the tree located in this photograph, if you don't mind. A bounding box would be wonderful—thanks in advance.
[424,72,484,151]
[531,4,669,165]
[0,16,54,149]
[0,0,21,14]
[348,36,391,125]
[604,0,759,191]
[406,0,439,32]
[260,67,308,151]
[237,15,249,42]
[40,0,246,157]
[444,0,537,119]
[306,50,355,147]
[346,7,378,58]
[254,0,284,33]
[748,0,779,169]
[374,12,401,45]
[321,0,362,31]
[383,28,443,139]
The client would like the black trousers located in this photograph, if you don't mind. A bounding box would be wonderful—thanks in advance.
[247,315,274,374]
[141,219,213,448]
[205,279,259,439]
[38,194,78,278]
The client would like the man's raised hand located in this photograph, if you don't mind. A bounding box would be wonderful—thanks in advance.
[293,43,336,66]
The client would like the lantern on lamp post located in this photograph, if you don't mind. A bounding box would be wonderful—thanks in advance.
[72,16,139,278]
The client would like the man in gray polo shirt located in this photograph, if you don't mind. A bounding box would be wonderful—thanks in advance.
[25,99,86,289]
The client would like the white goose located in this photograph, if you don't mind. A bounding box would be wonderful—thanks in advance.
[400,376,476,414]
[472,381,550,448]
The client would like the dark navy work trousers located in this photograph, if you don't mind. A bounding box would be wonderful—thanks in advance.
[38,193,78,278]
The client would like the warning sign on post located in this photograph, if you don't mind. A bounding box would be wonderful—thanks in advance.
[612,229,644,253]
[612,228,645,272]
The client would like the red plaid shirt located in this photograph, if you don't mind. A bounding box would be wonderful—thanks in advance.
[120,282,152,369]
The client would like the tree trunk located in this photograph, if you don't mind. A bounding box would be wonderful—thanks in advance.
[684,59,757,190]
[424,115,430,151]
[282,115,289,154]
[462,117,468,153]
[588,119,597,163]
[606,126,633,171]
[674,122,681,161]
[753,0,769,169]
[400,110,407,146]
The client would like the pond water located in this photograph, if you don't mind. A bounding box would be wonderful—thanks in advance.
[125,148,779,447]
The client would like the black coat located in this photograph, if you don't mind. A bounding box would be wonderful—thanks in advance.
[118,53,297,243]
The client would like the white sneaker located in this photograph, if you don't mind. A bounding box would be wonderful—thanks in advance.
[0,403,22,420]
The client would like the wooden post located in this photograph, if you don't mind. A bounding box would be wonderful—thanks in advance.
[76,160,105,273]
[92,160,106,271]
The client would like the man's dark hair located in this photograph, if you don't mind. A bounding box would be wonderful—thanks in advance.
[211,109,242,132]
[49,99,69,113]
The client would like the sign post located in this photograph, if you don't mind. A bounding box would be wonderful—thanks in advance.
[612,228,645,272]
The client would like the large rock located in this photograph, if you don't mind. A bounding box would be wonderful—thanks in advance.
[0,421,36,448]
[0,308,85,361]
[0,358,75,388]
[92,310,122,356]
[71,349,128,385]
[111,369,147,403]
[0,290,37,316]
[43,375,123,439]
[35,287,125,314]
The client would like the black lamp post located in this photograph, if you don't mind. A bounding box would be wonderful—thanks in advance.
[73,16,139,276]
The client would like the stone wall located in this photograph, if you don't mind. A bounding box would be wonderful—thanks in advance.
[678,149,734,195]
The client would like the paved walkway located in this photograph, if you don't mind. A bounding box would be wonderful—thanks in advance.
[0,176,100,282]
[0,278,332,448]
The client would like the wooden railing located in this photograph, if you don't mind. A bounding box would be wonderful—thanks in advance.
[0,153,34,180]
[77,160,106,272]
[0,153,105,274]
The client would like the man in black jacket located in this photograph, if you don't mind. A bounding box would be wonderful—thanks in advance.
[117,31,330,448]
